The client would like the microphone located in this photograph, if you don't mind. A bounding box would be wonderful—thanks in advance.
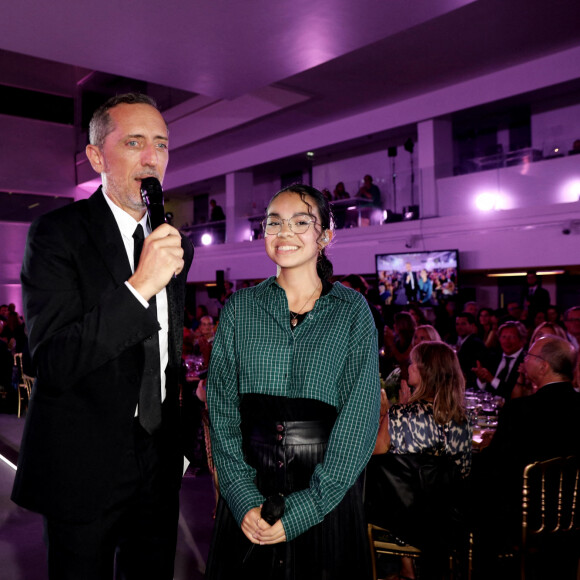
[140,177,166,230]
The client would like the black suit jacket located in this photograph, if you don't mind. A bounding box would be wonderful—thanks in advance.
[481,350,525,399]
[12,189,194,522]
[471,382,580,536]
[403,271,418,303]
[457,334,490,389]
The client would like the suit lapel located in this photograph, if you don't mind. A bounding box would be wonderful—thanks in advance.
[85,189,133,285]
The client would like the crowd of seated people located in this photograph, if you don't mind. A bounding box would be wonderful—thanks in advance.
[357,273,580,578]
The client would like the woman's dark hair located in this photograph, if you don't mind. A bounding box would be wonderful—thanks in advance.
[267,184,334,281]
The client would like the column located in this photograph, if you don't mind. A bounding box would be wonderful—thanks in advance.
[417,118,454,218]
[225,171,254,243]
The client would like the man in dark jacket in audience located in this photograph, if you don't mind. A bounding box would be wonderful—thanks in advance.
[470,336,580,573]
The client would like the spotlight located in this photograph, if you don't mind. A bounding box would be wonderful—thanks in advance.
[403,205,419,220]
[201,233,213,246]
[475,192,498,212]
[383,209,403,223]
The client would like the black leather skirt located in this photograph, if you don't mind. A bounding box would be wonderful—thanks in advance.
[205,395,371,580]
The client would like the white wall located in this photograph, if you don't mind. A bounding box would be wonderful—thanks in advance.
[436,154,580,216]
[0,115,76,195]
[0,222,30,314]
[186,200,580,281]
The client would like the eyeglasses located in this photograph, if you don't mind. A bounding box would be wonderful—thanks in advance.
[524,350,546,362]
[262,216,316,235]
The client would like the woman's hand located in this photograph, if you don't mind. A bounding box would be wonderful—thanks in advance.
[399,379,412,405]
[241,507,263,544]
[241,507,287,545]
[254,519,287,545]
[379,388,390,417]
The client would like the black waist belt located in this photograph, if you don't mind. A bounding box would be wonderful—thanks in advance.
[246,419,334,446]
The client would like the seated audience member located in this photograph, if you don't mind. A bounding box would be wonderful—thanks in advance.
[0,319,14,396]
[356,174,381,208]
[193,315,215,366]
[383,324,442,404]
[455,312,490,389]
[563,306,580,348]
[505,301,524,323]
[434,299,457,344]
[470,337,580,566]
[333,181,350,200]
[369,342,471,579]
[471,321,527,400]
[406,304,427,327]
[218,280,234,305]
[463,301,478,317]
[331,182,352,228]
[477,307,493,342]
[383,312,415,378]
[545,304,562,326]
[191,304,209,331]
[530,320,568,344]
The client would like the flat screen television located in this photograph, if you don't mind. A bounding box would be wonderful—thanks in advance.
[375,249,459,306]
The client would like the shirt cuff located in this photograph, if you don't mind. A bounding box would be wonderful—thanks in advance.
[125,281,149,308]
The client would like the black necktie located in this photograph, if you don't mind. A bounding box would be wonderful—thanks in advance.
[133,224,162,434]
[496,356,513,384]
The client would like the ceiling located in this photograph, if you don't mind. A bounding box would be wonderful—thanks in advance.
[1,0,580,216]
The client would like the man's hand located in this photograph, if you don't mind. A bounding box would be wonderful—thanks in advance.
[129,223,184,301]
[471,360,493,383]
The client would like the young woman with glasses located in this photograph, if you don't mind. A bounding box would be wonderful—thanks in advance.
[205,184,380,579]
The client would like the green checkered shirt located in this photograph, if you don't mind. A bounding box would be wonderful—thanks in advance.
[207,276,380,540]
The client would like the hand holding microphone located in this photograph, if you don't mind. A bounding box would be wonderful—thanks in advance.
[128,178,184,301]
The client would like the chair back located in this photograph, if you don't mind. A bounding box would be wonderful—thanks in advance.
[13,352,34,417]
[520,455,579,578]
[522,455,579,542]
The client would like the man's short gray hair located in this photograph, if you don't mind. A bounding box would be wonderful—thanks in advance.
[88,93,160,149]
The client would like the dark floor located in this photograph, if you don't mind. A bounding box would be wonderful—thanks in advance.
[0,412,215,580]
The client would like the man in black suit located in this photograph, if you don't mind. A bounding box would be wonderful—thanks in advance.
[402,262,418,303]
[472,321,526,399]
[455,312,490,389]
[471,336,580,549]
[12,93,194,580]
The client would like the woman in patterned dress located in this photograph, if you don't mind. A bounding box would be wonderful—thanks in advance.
[372,341,472,579]
[205,184,381,579]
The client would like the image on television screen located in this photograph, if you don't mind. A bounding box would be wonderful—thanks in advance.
[375,249,459,306]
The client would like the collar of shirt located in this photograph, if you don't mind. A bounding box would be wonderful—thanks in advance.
[101,190,148,272]
[255,276,356,304]
[503,347,523,362]
[101,190,168,404]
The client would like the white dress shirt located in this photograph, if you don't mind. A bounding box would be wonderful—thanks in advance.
[477,347,523,391]
[102,191,169,404]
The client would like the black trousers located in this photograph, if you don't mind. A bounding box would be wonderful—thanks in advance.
[43,420,180,580]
